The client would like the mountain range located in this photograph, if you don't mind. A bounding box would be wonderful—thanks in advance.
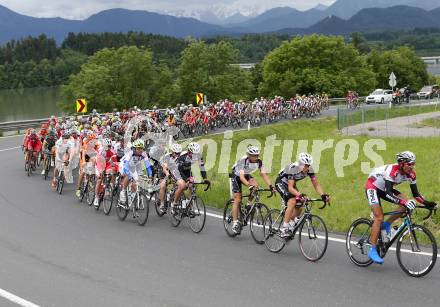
[1,0,440,44]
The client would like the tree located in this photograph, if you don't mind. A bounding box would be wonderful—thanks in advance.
[259,35,376,97]
[60,46,173,112]
[350,32,371,54]
[176,41,253,103]
[367,46,428,90]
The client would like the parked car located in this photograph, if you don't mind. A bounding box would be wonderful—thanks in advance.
[417,85,439,99]
[366,89,393,104]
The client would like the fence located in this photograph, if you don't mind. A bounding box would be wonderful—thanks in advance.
[337,100,440,138]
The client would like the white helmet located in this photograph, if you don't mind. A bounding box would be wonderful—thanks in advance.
[188,142,200,154]
[103,138,112,149]
[246,145,260,155]
[171,143,182,154]
[298,153,313,165]
[132,139,145,149]
[396,151,416,163]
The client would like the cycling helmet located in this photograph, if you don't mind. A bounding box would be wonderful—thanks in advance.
[188,142,200,154]
[169,109,175,115]
[62,132,71,139]
[397,151,416,164]
[298,153,313,165]
[246,145,260,155]
[102,138,112,149]
[170,143,182,154]
[30,129,37,135]
[132,139,145,149]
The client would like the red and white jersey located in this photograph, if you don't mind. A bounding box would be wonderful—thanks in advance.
[368,163,416,191]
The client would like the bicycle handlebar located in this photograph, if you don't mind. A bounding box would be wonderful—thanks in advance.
[416,205,437,220]
[193,181,211,191]
[296,198,330,209]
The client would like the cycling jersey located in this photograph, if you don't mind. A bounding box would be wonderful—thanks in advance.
[120,150,152,180]
[176,151,206,181]
[277,162,315,185]
[365,164,424,206]
[275,162,316,202]
[24,136,42,152]
[231,156,264,177]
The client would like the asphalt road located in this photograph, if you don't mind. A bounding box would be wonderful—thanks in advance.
[0,102,439,307]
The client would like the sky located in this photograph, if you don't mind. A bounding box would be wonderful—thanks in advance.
[0,0,336,20]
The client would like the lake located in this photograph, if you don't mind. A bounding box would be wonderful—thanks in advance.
[0,86,63,122]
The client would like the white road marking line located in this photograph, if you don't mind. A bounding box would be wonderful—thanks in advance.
[0,288,40,307]
[206,211,440,258]
[0,146,21,152]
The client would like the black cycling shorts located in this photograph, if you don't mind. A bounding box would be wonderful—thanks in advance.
[365,188,401,207]
[230,174,252,193]
[275,178,295,203]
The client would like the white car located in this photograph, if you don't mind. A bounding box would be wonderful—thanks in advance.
[417,85,439,99]
[366,89,393,104]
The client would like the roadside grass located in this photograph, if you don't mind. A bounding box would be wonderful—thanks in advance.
[339,103,440,129]
[194,116,440,239]
[415,117,440,128]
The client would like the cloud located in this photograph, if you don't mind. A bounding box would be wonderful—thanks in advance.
[0,0,336,19]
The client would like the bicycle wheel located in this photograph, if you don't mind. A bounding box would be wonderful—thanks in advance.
[116,192,129,221]
[223,200,238,238]
[250,203,269,244]
[43,158,50,180]
[298,214,328,262]
[102,186,113,215]
[187,196,206,233]
[151,192,165,217]
[263,209,286,253]
[346,218,374,267]
[396,224,437,277]
[169,202,182,227]
[135,193,149,226]
[86,176,96,206]
[79,179,87,203]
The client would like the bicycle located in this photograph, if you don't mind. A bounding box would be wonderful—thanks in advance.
[54,161,69,195]
[223,188,273,244]
[24,149,35,176]
[168,181,210,233]
[42,150,53,180]
[115,175,151,226]
[78,161,96,205]
[95,172,114,212]
[102,174,120,215]
[346,205,437,277]
[263,198,329,261]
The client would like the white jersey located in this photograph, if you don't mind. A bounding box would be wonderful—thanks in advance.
[368,163,416,191]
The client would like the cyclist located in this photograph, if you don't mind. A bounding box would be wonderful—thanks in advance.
[275,153,330,238]
[93,138,118,208]
[52,132,72,188]
[365,151,437,264]
[41,129,57,176]
[118,139,153,204]
[158,143,182,213]
[23,129,42,169]
[171,142,210,214]
[229,145,276,234]
[75,132,99,198]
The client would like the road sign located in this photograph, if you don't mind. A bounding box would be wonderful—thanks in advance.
[196,93,204,105]
[76,99,87,113]
[389,72,397,88]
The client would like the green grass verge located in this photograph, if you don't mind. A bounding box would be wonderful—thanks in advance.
[194,117,440,239]
[415,117,440,128]
[338,103,440,129]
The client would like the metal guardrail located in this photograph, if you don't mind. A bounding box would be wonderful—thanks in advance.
[0,118,47,134]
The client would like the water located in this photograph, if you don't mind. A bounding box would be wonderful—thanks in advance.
[0,86,63,122]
